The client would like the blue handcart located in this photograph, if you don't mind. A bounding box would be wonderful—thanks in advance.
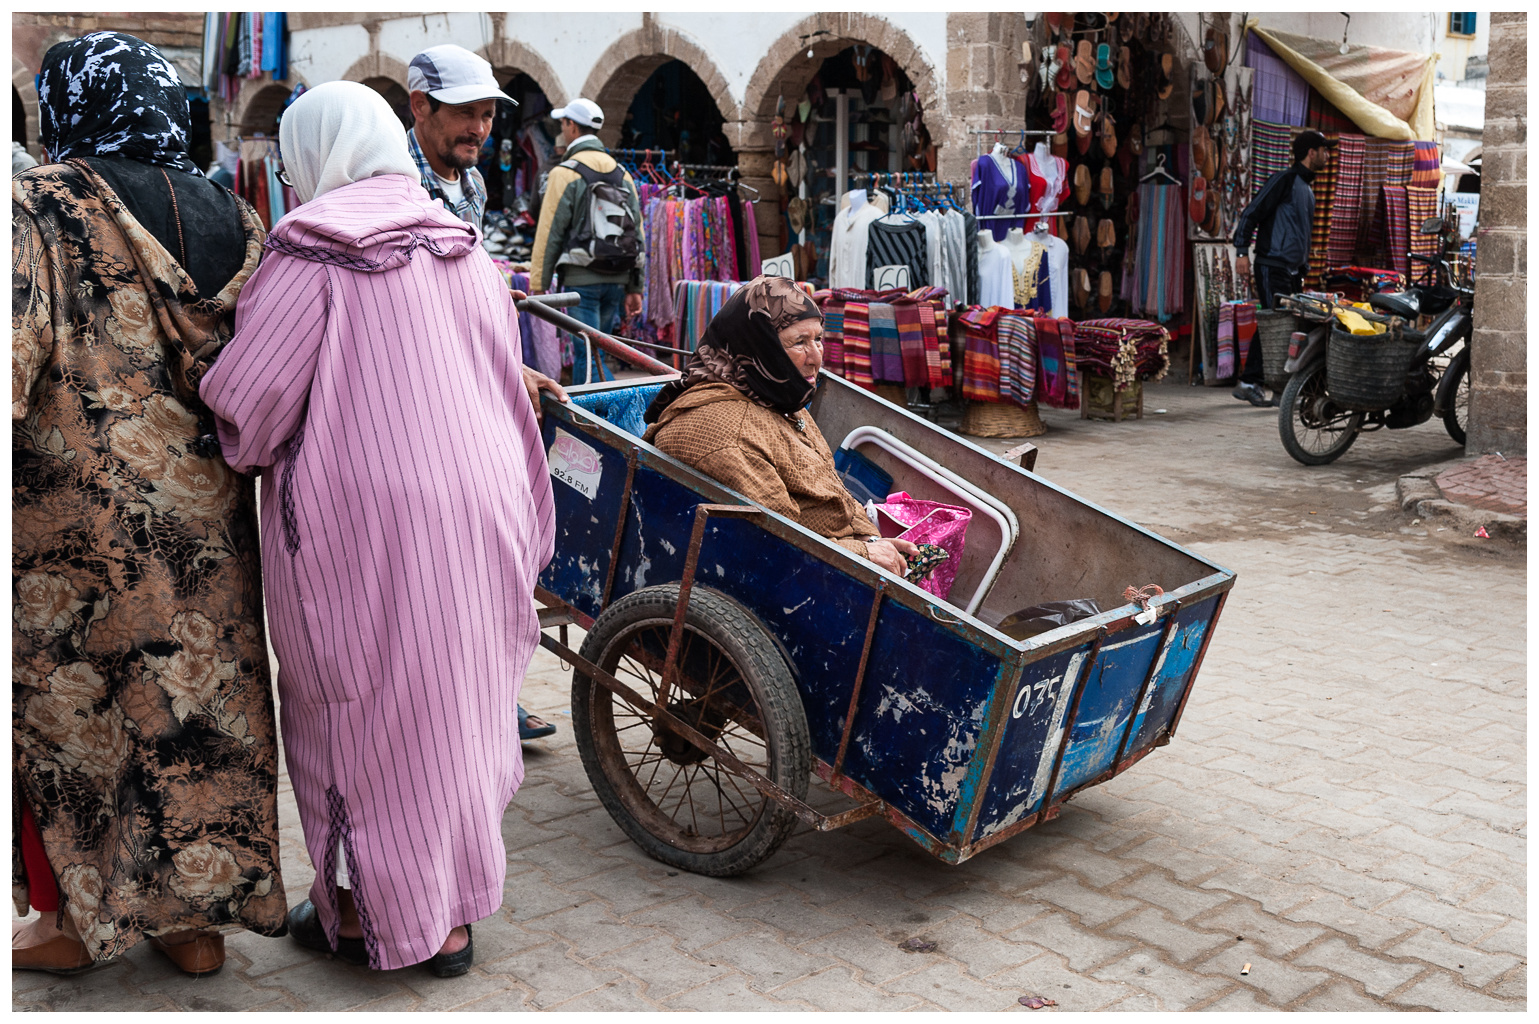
[524,303,1235,875]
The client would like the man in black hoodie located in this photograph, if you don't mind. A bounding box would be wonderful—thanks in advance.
[1231,130,1337,406]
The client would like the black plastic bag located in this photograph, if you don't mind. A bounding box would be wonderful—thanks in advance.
[997,599,1102,640]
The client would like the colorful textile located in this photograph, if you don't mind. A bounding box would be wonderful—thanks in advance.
[1326,134,1367,270]
[672,280,743,352]
[1250,120,1297,199]
[1382,184,1410,278]
[1125,183,1186,317]
[1411,141,1441,189]
[915,302,945,388]
[200,175,555,972]
[996,313,1037,406]
[959,307,1003,402]
[841,302,874,389]
[1034,317,1081,408]
[1405,185,1441,285]
[1384,141,1415,186]
[1234,302,1258,373]
[1216,302,1236,379]
[893,301,929,388]
[1356,137,1392,257]
[821,299,846,376]
[1247,35,1310,127]
[1305,134,1338,288]
[868,302,903,383]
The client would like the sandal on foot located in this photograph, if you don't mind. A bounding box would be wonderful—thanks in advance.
[429,924,473,978]
[518,705,557,741]
[288,899,369,967]
[12,920,95,975]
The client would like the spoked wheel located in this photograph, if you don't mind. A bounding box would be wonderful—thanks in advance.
[1441,348,1470,447]
[571,584,809,876]
[1278,360,1364,465]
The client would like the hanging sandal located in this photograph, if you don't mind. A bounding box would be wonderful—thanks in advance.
[1073,162,1092,205]
[1189,174,1207,224]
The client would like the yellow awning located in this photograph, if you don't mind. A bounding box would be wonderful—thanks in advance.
[1247,21,1439,141]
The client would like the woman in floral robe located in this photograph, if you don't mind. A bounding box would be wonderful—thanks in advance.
[12,32,287,974]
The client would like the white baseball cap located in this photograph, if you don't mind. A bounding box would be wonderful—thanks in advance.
[407,45,515,106]
[551,98,604,129]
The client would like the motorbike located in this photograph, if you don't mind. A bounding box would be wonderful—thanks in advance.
[1274,217,1474,466]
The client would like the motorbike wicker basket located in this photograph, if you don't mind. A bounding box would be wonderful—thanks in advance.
[1325,325,1423,411]
[1253,310,1298,392]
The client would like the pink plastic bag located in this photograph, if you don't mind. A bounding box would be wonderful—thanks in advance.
[871,491,972,601]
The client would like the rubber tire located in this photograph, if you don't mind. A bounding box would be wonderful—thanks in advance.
[571,584,810,877]
[1278,360,1363,466]
[1441,348,1470,447]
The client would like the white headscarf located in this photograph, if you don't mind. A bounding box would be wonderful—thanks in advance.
[278,81,419,204]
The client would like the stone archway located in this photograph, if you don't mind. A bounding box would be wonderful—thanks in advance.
[341,52,410,91]
[579,24,740,150]
[232,81,300,135]
[741,15,943,153]
[13,55,39,157]
[477,39,566,109]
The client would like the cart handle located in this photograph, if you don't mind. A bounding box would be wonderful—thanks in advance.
[515,296,678,377]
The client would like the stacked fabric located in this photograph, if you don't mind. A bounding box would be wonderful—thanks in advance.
[1033,318,1081,409]
[959,307,1003,403]
[1250,120,1296,199]
[817,288,950,391]
[1325,134,1367,271]
[1074,319,1171,393]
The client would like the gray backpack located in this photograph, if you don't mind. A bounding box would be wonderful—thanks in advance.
[559,159,642,274]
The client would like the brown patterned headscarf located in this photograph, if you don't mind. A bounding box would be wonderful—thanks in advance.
[645,275,824,420]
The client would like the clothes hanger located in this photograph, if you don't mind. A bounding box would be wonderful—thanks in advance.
[1139,153,1181,185]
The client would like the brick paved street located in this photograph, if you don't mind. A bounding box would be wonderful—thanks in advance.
[14,380,1525,1011]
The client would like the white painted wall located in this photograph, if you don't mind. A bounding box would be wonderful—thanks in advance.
[283,12,951,114]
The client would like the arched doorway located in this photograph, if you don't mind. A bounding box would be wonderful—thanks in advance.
[619,59,736,167]
[238,82,293,135]
[362,76,411,128]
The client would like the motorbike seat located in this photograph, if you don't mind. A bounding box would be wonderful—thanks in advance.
[1369,292,1420,320]
[1415,285,1457,316]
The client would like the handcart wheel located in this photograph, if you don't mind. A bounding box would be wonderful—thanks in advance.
[571,584,810,876]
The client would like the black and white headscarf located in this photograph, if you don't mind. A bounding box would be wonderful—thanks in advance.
[37,31,202,175]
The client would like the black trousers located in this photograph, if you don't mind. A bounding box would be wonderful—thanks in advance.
[1244,264,1303,385]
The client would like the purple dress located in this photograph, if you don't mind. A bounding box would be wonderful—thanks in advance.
[200,174,555,970]
[971,154,1028,241]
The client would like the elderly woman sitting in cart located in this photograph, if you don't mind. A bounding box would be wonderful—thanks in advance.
[642,276,918,577]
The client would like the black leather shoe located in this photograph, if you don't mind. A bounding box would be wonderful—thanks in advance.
[428,924,473,978]
[287,900,369,967]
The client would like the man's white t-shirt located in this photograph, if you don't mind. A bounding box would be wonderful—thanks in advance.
[433,170,465,208]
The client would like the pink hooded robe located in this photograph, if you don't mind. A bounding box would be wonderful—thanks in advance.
[200,174,555,970]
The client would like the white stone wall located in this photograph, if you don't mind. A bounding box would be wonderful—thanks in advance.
[285,11,949,110]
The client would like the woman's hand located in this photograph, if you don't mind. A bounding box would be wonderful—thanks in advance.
[521,366,568,420]
[865,538,920,576]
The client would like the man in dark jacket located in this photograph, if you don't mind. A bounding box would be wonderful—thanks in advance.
[1231,130,1336,405]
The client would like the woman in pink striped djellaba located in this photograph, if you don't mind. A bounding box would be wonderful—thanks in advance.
[199,81,555,977]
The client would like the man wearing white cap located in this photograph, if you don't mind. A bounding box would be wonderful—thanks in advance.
[408,44,566,745]
[530,97,645,384]
[406,44,513,233]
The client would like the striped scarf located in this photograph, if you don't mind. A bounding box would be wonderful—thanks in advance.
[820,299,846,377]
[868,302,903,384]
[1034,317,1081,408]
[1326,134,1366,270]
[959,307,1002,402]
[1216,302,1236,379]
[1382,184,1410,278]
[1305,134,1337,289]
[1410,141,1441,189]
[1406,186,1441,285]
[893,300,929,388]
[841,302,875,389]
[996,313,1037,406]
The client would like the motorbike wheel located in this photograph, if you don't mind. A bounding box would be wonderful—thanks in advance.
[1441,348,1470,447]
[1278,360,1364,466]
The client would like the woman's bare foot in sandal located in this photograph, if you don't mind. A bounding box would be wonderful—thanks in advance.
[437,926,469,956]
[336,888,365,940]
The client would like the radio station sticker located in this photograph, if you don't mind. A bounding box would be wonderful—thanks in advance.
[548,429,603,500]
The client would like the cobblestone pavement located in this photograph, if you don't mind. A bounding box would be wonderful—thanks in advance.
[1436,454,1527,516]
[14,380,1525,1011]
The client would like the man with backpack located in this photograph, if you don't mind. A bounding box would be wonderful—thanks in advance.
[529,98,645,384]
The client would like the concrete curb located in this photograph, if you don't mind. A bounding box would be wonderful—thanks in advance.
[1397,463,1526,546]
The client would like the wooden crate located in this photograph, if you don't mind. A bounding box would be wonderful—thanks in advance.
[1080,373,1143,422]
